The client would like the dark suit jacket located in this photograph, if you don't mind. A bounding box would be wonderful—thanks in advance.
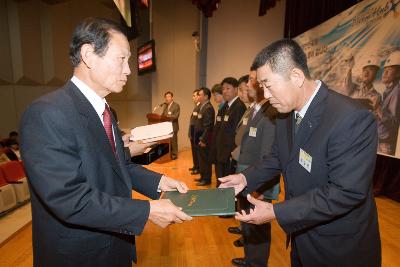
[4,148,19,161]
[189,103,200,138]
[242,83,381,266]
[215,97,246,163]
[210,103,228,163]
[161,101,180,132]
[231,105,254,161]
[20,81,162,267]
[238,101,279,200]
[194,101,215,145]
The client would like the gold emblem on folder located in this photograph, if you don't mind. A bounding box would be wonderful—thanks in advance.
[188,195,198,207]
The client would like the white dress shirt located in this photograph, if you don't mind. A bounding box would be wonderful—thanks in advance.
[294,80,322,119]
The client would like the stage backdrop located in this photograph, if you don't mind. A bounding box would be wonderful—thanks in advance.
[295,0,400,158]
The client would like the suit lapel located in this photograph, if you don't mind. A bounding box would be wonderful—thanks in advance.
[287,112,294,154]
[111,115,132,189]
[251,103,266,126]
[289,83,328,162]
[65,82,129,188]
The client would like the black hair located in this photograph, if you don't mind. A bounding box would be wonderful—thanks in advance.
[238,75,249,85]
[221,77,239,88]
[9,131,18,137]
[252,39,311,79]
[69,17,125,67]
[199,87,211,99]
[250,62,258,71]
[164,91,173,97]
[211,83,222,94]
[5,139,18,147]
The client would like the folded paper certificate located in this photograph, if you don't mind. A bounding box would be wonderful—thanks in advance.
[161,188,235,216]
[130,122,173,143]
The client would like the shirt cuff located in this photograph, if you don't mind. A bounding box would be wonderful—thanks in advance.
[157,175,166,192]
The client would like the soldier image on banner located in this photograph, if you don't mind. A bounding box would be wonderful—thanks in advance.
[376,50,400,155]
[349,55,382,115]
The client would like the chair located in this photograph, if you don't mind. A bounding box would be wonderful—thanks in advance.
[0,168,17,213]
[0,161,30,203]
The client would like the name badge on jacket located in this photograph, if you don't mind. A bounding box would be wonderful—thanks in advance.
[249,127,257,137]
[299,148,312,173]
[216,116,221,122]
[168,111,172,115]
[224,115,229,121]
[243,118,248,126]
[198,114,203,119]
[193,112,198,116]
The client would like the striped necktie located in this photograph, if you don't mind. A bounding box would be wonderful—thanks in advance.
[103,104,116,154]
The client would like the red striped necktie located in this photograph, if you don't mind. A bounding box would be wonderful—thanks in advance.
[103,104,116,154]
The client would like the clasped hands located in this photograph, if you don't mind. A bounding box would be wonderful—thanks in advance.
[149,176,192,228]
[218,174,276,224]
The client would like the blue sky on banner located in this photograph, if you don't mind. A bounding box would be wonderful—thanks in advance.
[295,0,400,96]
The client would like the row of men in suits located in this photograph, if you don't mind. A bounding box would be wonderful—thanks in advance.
[189,77,248,186]
[229,72,281,267]
[188,71,282,266]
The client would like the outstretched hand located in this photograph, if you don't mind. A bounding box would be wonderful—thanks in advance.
[218,173,247,195]
[159,175,189,193]
[235,194,276,225]
[149,199,192,228]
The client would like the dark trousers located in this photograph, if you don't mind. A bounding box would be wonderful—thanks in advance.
[198,145,212,182]
[215,160,235,187]
[190,138,199,169]
[239,198,272,267]
[171,131,178,158]
[290,238,303,267]
[242,222,271,267]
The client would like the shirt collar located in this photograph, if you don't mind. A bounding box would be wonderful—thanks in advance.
[295,80,321,119]
[199,100,209,110]
[71,76,108,122]
[228,96,239,107]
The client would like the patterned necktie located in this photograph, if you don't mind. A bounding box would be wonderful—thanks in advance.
[295,113,302,132]
[252,107,258,120]
[103,104,116,154]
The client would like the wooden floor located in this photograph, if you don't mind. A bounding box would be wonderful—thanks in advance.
[0,149,399,267]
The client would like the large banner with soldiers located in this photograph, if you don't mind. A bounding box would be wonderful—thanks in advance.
[295,0,400,158]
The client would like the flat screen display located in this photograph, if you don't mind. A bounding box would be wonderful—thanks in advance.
[137,40,156,75]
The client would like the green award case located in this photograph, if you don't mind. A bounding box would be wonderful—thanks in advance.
[161,188,235,216]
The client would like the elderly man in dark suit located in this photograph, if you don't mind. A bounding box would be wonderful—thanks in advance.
[215,77,246,183]
[220,39,381,267]
[19,17,192,267]
[193,87,215,186]
[161,91,180,160]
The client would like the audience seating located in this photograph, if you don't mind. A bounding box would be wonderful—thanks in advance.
[0,168,17,213]
[0,161,30,203]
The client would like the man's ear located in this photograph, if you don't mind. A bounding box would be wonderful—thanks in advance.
[290,68,305,88]
[80,44,95,69]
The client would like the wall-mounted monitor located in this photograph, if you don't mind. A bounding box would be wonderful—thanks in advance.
[137,40,156,75]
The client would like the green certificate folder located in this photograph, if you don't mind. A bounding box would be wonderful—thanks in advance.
[161,188,235,216]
